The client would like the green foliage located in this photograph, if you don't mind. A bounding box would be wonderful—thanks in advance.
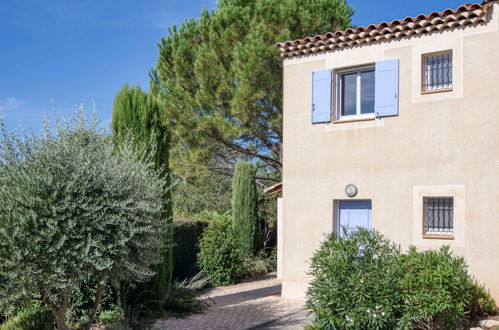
[307,228,490,330]
[155,0,354,177]
[0,109,167,329]
[104,320,133,330]
[242,247,277,278]
[163,276,207,318]
[112,84,170,173]
[112,84,174,304]
[67,278,119,328]
[398,246,473,330]
[0,302,53,330]
[469,280,497,320]
[173,173,232,217]
[232,162,259,258]
[96,306,123,324]
[258,191,278,250]
[172,217,209,280]
[198,217,243,286]
[307,228,404,329]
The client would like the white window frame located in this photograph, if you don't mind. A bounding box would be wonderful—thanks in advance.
[335,64,375,121]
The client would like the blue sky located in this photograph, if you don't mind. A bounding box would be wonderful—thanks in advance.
[0,0,469,131]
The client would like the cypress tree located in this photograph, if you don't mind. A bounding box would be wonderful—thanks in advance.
[231,161,259,258]
[111,84,173,302]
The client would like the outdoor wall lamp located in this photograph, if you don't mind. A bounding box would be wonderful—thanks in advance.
[345,184,358,197]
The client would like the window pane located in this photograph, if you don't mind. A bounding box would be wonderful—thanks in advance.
[424,52,452,90]
[424,197,453,234]
[360,71,375,114]
[341,73,357,116]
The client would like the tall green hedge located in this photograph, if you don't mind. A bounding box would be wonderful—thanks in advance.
[197,217,243,286]
[231,162,259,258]
[172,217,208,280]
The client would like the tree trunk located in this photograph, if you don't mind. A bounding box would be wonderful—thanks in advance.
[52,309,69,330]
[39,273,75,330]
[83,282,104,330]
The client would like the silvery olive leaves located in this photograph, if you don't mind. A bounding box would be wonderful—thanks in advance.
[0,108,170,327]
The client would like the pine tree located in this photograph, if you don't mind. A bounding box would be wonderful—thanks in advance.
[231,162,259,258]
[154,0,354,179]
[111,85,173,302]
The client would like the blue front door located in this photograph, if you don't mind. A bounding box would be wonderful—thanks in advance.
[338,200,372,236]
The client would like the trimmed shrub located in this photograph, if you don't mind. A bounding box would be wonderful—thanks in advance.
[172,217,209,280]
[398,246,473,329]
[198,216,243,286]
[307,228,404,329]
[0,302,53,330]
[232,162,259,258]
[307,228,490,330]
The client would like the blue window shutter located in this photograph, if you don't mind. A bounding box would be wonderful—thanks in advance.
[375,59,399,117]
[312,69,332,123]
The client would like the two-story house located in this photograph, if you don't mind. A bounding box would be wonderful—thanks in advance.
[276,0,499,301]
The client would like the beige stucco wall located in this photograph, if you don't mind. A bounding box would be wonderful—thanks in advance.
[281,3,499,301]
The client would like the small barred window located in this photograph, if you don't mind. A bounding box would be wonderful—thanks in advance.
[423,197,453,235]
[422,51,453,92]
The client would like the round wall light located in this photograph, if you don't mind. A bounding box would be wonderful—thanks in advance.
[345,184,358,197]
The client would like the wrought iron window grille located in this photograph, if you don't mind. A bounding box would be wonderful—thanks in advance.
[422,51,453,91]
[423,197,454,234]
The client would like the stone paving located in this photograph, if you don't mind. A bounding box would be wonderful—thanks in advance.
[153,274,310,330]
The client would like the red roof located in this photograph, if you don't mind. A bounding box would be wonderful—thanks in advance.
[277,1,494,58]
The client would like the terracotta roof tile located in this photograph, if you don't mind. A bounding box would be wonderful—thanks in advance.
[277,1,495,58]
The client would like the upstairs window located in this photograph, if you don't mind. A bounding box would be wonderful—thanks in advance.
[336,65,375,119]
[312,59,399,124]
[422,51,453,93]
[423,197,454,235]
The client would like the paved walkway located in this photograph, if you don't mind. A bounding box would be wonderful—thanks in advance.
[153,274,310,330]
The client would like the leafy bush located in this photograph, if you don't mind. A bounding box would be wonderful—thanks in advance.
[307,228,492,330]
[469,280,497,321]
[398,246,473,330]
[198,217,243,286]
[0,110,168,329]
[243,247,277,278]
[96,306,123,324]
[0,302,53,330]
[307,228,404,329]
[172,217,209,280]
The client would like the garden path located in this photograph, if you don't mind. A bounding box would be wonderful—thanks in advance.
[153,273,310,330]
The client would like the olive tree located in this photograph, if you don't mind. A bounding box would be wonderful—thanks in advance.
[0,110,168,330]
